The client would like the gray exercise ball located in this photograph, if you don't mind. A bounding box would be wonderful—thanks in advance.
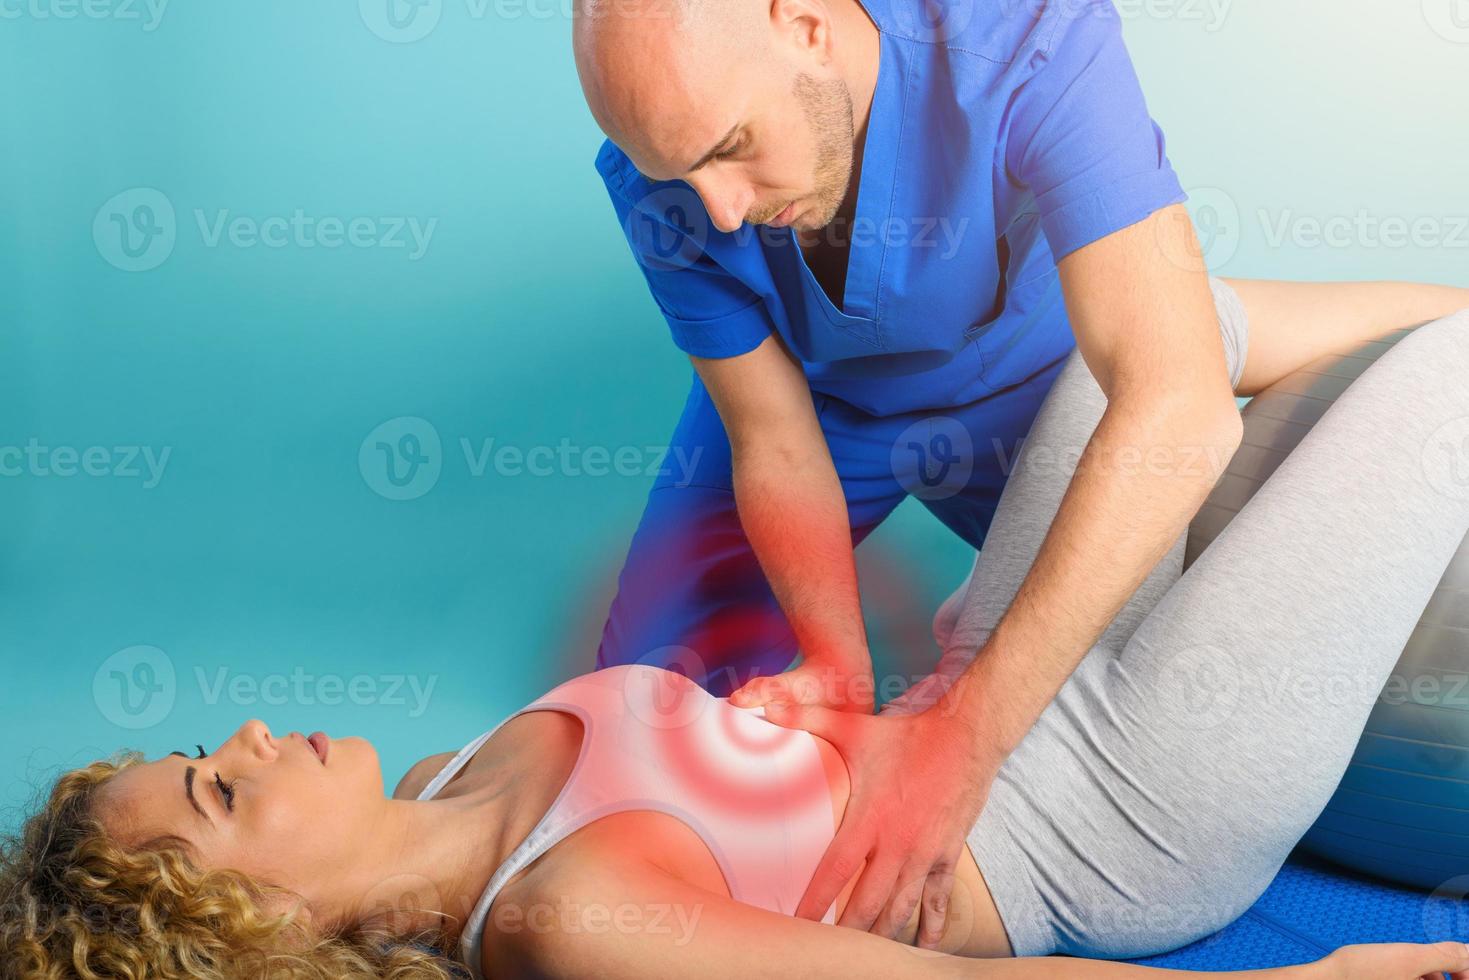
[1185,323,1469,891]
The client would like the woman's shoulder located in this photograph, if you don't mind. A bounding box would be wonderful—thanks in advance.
[391,709,583,801]
[391,751,459,800]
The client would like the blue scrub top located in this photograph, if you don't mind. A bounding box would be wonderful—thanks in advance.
[596,0,1188,417]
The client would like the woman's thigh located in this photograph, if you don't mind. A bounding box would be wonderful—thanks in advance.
[910,276,1250,702]
[972,310,1469,958]
[1112,312,1469,830]
[999,311,1469,956]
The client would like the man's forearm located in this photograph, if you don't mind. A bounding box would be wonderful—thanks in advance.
[732,444,870,671]
[936,390,1244,758]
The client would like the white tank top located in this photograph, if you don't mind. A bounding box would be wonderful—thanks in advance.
[415,664,841,978]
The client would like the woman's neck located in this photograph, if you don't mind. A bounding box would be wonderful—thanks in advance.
[342,715,582,956]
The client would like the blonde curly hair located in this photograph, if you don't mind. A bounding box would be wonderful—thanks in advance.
[0,751,467,980]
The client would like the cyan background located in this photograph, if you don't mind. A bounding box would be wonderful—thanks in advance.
[3,0,1467,828]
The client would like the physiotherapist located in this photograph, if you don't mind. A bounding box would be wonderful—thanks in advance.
[573,0,1246,950]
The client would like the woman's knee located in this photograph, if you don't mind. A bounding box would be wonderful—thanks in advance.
[1374,308,1469,390]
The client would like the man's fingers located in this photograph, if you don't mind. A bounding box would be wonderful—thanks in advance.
[794,826,872,921]
[762,700,845,741]
[729,674,787,707]
[731,668,830,708]
[871,860,935,940]
[915,859,958,950]
[835,850,903,934]
[778,667,826,703]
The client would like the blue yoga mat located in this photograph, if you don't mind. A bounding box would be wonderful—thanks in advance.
[1124,851,1466,971]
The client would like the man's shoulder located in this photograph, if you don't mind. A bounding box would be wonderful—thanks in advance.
[894,0,1110,69]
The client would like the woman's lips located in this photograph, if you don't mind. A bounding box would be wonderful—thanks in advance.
[307,731,330,766]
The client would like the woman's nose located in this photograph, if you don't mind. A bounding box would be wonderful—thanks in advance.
[232,718,277,760]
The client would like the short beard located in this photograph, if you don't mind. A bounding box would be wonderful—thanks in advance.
[779,72,854,230]
[799,72,857,230]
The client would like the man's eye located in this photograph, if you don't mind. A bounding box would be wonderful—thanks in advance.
[716,140,744,160]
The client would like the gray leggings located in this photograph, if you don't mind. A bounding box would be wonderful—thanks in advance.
[880,281,1469,958]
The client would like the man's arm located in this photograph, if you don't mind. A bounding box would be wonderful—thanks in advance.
[764,203,1245,947]
[692,334,874,709]
[933,203,1243,762]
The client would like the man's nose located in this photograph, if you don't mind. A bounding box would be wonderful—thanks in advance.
[688,174,751,233]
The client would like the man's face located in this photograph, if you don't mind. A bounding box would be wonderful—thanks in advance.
[576,1,857,234]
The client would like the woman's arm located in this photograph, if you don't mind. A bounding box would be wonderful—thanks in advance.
[1223,278,1469,396]
[487,855,1466,980]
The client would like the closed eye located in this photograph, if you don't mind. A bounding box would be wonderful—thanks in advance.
[214,773,237,811]
[167,745,234,814]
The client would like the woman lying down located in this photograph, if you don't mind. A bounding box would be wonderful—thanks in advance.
[7,292,1469,980]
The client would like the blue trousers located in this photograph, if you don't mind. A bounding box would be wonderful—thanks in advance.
[595,350,1072,697]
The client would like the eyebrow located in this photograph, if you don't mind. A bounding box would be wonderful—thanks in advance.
[168,753,214,826]
[684,123,740,174]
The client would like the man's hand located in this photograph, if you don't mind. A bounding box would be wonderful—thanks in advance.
[760,697,998,947]
[728,652,876,714]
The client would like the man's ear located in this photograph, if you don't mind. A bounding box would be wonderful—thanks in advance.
[770,0,835,64]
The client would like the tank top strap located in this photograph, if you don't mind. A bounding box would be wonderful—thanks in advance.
[454,667,660,978]
[439,665,836,979]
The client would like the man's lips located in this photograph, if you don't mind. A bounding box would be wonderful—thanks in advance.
[769,200,798,227]
[306,731,330,766]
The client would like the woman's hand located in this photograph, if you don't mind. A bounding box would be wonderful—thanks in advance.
[1314,941,1469,980]
[728,651,876,714]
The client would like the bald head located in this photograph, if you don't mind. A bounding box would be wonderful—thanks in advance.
[574,0,772,173]
[573,0,870,233]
